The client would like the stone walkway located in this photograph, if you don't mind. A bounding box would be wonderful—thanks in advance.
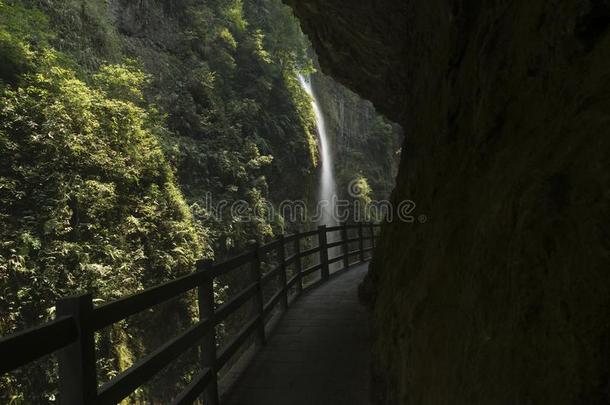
[223,263,371,405]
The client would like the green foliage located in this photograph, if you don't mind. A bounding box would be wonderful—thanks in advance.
[351,175,375,221]
[0,30,31,85]
[23,0,122,69]
[0,1,50,85]
[243,0,313,72]
[156,0,319,251]
[0,0,321,401]
[93,62,150,103]
[0,4,204,400]
[0,1,51,45]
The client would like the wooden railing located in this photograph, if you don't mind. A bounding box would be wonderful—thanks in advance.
[0,222,381,404]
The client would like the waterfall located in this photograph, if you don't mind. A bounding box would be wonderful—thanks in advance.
[298,74,338,226]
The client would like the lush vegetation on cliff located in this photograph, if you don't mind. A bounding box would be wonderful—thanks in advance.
[0,0,316,401]
[0,0,399,402]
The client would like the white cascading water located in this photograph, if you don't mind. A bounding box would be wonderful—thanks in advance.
[298,74,338,226]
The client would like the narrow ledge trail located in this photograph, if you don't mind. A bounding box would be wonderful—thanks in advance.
[224,263,371,405]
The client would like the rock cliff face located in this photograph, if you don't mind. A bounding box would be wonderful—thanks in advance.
[311,71,402,201]
[285,1,610,404]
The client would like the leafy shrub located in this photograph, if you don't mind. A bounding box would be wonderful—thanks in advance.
[0,7,204,399]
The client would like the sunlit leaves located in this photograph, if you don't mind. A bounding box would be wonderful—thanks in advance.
[0,51,204,330]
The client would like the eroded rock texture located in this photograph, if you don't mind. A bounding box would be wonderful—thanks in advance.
[285,1,610,404]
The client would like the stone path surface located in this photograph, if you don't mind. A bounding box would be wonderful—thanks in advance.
[223,263,371,405]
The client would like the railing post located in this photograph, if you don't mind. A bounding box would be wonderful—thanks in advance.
[56,293,97,405]
[294,233,303,294]
[318,225,330,281]
[370,223,376,250]
[358,222,365,263]
[252,242,266,346]
[198,260,219,405]
[341,222,349,269]
[278,235,288,310]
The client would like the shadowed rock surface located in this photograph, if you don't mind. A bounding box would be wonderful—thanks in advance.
[284,1,610,404]
[224,264,371,405]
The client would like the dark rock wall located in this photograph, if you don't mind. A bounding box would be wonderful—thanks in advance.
[285,1,610,404]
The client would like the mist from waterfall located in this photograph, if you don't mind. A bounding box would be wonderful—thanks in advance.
[298,74,338,226]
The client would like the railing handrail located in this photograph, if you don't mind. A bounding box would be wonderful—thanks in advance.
[0,221,382,404]
[0,316,78,373]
